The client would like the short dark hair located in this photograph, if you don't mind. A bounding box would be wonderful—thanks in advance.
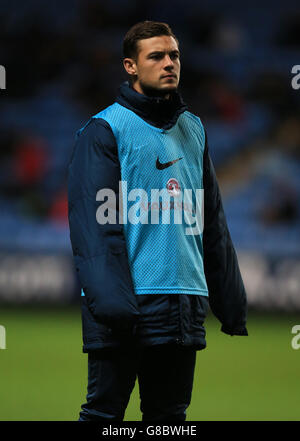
[123,21,179,60]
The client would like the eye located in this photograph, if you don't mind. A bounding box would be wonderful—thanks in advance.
[151,54,163,60]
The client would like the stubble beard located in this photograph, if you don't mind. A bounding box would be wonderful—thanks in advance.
[137,79,178,99]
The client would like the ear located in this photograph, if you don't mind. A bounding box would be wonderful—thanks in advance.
[123,58,137,76]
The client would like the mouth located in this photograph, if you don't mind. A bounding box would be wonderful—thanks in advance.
[161,74,177,79]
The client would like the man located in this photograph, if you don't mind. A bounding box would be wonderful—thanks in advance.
[68,21,248,422]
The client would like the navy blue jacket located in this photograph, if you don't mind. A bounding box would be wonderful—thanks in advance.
[68,82,248,352]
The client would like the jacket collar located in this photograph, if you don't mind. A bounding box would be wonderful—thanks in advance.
[116,81,188,130]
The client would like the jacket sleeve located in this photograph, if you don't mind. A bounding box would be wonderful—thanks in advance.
[68,117,140,330]
[202,130,248,336]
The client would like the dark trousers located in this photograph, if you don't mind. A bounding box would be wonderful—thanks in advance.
[79,344,197,421]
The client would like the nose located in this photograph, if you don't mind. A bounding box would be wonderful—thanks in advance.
[163,54,174,70]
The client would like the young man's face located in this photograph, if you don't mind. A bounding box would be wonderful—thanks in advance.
[124,35,180,98]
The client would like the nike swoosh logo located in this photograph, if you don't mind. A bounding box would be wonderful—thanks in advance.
[156,156,183,170]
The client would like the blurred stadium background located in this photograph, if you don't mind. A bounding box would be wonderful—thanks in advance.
[0,0,300,421]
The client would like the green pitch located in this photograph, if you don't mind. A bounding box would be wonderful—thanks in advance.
[0,305,299,421]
